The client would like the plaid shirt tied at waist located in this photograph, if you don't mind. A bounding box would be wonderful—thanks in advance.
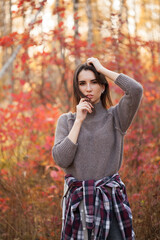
[61,173,135,240]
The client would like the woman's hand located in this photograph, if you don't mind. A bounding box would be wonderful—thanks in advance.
[87,57,104,73]
[68,98,93,144]
[87,57,119,81]
[76,98,94,122]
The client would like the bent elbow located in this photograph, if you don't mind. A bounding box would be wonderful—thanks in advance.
[133,83,143,102]
[138,84,143,96]
[52,143,76,168]
[136,82,143,95]
[51,137,78,168]
[52,147,68,168]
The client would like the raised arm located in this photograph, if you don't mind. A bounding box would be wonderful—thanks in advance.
[87,57,143,133]
[113,73,143,133]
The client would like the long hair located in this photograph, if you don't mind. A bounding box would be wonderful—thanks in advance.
[72,63,113,111]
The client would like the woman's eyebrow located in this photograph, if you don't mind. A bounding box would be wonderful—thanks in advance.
[78,79,97,82]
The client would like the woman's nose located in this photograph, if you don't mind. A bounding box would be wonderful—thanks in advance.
[86,84,92,91]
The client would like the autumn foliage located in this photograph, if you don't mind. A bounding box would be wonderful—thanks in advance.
[0,0,160,239]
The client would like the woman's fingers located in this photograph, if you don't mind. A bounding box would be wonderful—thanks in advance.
[80,97,90,102]
[86,57,103,72]
[80,98,94,108]
[81,106,92,113]
[77,101,93,113]
[78,103,92,113]
[87,57,97,64]
[76,98,94,121]
[80,99,94,109]
[87,58,94,66]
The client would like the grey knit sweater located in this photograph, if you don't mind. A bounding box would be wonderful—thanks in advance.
[52,73,143,181]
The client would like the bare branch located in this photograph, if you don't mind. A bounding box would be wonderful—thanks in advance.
[0,45,21,79]
[0,0,46,79]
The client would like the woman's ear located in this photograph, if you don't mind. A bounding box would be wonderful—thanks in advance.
[101,85,105,93]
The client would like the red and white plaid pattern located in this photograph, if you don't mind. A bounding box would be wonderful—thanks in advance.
[61,173,135,240]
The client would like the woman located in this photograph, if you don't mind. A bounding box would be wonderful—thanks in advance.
[52,57,143,240]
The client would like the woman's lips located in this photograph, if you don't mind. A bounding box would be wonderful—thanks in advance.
[86,95,93,99]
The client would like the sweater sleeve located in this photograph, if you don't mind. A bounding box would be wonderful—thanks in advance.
[113,73,143,133]
[52,114,78,168]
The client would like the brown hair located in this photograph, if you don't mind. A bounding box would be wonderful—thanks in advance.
[72,63,113,111]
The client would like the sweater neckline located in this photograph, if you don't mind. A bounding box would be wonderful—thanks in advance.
[85,100,106,120]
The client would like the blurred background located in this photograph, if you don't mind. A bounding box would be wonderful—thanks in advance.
[0,0,160,239]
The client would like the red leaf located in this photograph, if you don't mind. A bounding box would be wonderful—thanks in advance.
[20,79,25,85]
[58,21,64,28]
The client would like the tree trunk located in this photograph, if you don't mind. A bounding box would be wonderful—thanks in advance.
[56,0,71,111]
[1,0,7,66]
[109,0,121,72]
[56,0,65,62]
[0,1,46,79]
[73,0,81,66]
[133,0,140,79]
[124,0,135,70]
[39,7,46,104]
[86,0,93,48]
[159,0,160,64]
[8,0,14,102]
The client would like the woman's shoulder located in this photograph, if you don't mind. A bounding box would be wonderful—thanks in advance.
[57,111,76,122]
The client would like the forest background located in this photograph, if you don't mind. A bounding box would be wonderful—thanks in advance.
[0,0,160,239]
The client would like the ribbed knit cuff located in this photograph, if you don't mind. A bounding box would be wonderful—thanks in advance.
[52,137,78,168]
[114,73,131,92]
[64,137,78,151]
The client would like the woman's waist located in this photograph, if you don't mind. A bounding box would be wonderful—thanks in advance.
[63,171,122,198]
[63,164,120,182]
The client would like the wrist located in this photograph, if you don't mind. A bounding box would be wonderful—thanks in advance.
[99,66,107,75]
[75,118,83,125]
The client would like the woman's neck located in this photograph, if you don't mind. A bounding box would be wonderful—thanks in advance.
[85,100,106,120]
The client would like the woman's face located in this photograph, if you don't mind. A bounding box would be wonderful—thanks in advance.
[78,70,105,104]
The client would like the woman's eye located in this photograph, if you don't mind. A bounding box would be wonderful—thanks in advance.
[79,81,97,85]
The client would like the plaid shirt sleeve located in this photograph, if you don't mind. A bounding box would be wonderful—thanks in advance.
[61,173,135,240]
